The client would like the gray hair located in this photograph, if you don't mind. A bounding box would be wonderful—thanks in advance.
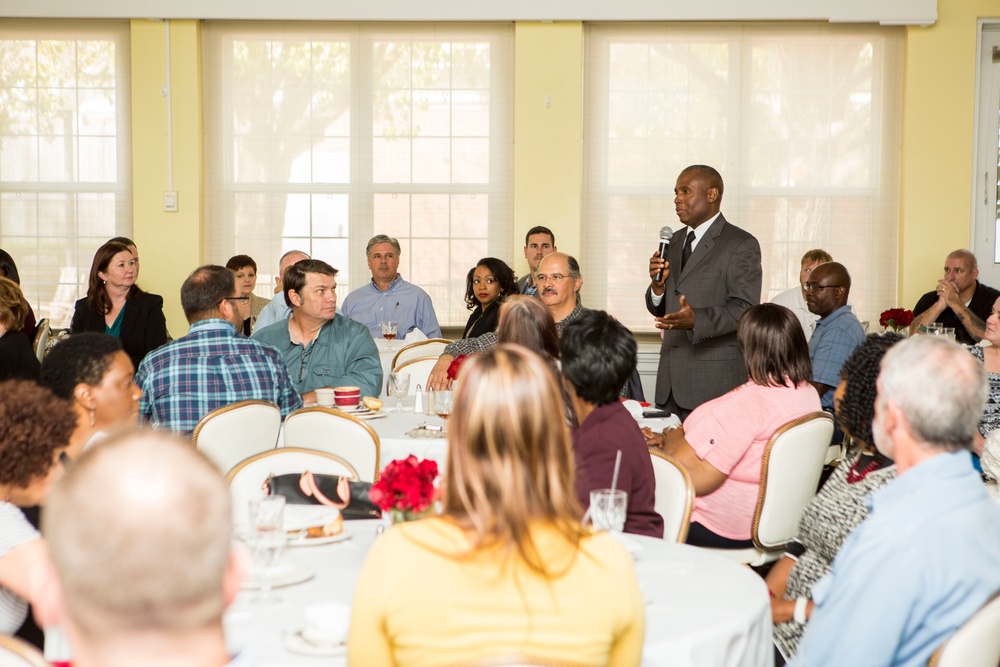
[878,336,987,452]
[366,235,401,259]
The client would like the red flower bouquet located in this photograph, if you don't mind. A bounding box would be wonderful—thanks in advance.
[879,308,914,333]
[368,455,439,523]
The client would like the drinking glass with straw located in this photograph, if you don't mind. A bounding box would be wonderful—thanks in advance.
[588,450,628,532]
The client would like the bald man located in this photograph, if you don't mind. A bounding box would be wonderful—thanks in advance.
[805,262,865,410]
[908,249,1000,345]
[36,431,248,667]
[253,249,310,330]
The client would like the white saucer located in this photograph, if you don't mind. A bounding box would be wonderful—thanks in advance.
[288,527,352,547]
[285,629,347,657]
[240,563,314,590]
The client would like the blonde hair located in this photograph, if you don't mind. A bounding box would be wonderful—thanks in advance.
[43,431,233,638]
[442,344,585,575]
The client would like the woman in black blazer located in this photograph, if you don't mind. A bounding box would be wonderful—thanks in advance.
[71,241,167,370]
[0,277,40,382]
[462,257,518,339]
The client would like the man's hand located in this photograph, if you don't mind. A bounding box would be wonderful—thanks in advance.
[301,390,317,405]
[427,355,455,391]
[937,279,962,310]
[649,251,669,296]
[654,295,695,331]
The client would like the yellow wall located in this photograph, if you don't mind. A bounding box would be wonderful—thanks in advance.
[899,0,995,306]
[127,10,998,322]
[513,22,583,273]
[130,19,203,336]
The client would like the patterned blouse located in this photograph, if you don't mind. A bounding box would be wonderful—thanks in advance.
[773,451,896,660]
[967,345,1000,437]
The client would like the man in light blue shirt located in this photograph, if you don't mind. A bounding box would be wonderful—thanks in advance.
[805,262,865,410]
[340,235,442,339]
[254,249,310,330]
[791,336,1000,667]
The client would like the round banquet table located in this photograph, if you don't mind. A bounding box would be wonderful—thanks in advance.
[223,521,773,667]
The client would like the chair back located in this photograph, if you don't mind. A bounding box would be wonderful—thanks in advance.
[391,338,452,370]
[226,447,359,527]
[392,356,439,390]
[32,319,50,363]
[928,590,1000,667]
[191,400,281,474]
[649,449,694,542]
[752,411,834,551]
[282,406,380,482]
[0,635,50,667]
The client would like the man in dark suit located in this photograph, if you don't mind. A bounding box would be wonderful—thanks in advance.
[645,165,762,420]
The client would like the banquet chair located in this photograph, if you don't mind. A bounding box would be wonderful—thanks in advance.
[649,450,694,542]
[282,406,380,482]
[226,447,359,527]
[928,590,1000,667]
[391,338,453,370]
[191,400,281,474]
[32,319,50,363]
[709,411,834,566]
[0,635,50,667]
[393,356,439,391]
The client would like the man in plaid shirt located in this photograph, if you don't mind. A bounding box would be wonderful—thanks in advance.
[135,265,302,435]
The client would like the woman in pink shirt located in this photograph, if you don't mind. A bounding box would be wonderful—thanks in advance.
[645,303,821,548]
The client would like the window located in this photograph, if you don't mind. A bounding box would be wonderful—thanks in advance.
[582,24,902,331]
[203,22,513,327]
[0,20,132,328]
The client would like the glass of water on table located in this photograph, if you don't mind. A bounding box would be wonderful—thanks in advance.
[248,495,287,604]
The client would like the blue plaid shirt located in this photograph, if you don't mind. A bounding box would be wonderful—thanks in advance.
[808,305,866,409]
[136,319,302,435]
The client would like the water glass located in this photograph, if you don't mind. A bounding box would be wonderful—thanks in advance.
[432,389,453,425]
[941,326,956,342]
[248,495,287,604]
[589,489,627,532]
[925,323,943,335]
[388,372,411,411]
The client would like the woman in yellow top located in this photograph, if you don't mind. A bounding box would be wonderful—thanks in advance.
[348,344,645,666]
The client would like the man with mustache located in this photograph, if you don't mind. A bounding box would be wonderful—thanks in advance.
[427,252,583,389]
[908,249,1000,345]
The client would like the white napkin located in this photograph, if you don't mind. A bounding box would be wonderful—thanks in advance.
[404,328,428,343]
[621,399,644,419]
[303,601,351,644]
[284,505,341,532]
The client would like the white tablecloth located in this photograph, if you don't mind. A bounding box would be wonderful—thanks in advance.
[224,522,773,667]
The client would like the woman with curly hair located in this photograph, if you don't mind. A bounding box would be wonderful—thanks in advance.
[767,332,902,665]
[0,380,76,633]
[349,345,643,665]
[70,241,168,370]
[462,257,518,339]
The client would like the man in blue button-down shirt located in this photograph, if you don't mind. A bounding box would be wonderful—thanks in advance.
[791,336,1000,667]
[136,265,302,435]
[805,262,865,410]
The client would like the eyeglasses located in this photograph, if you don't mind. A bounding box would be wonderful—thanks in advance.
[224,296,251,304]
[802,284,844,292]
[536,273,573,282]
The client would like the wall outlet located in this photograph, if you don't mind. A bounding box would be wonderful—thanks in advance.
[164,191,178,213]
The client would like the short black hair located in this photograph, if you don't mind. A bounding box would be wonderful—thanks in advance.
[560,310,637,406]
[225,254,257,273]
[180,265,237,322]
[42,333,124,399]
[681,164,724,199]
[837,332,903,447]
[283,259,338,307]
[524,226,555,246]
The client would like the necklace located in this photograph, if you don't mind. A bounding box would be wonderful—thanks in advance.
[846,455,881,484]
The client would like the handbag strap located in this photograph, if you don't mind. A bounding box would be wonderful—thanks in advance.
[299,471,351,509]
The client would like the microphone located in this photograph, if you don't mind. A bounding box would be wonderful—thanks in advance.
[653,225,673,282]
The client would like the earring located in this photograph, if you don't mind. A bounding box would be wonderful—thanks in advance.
[89,407,96,427]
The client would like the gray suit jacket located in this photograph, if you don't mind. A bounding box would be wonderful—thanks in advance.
[644,214,762,411]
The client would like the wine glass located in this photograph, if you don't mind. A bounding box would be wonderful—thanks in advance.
[248,495,287,604]
[381,320,399,352]
[433,389,453,427]
[388,371,411,411]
